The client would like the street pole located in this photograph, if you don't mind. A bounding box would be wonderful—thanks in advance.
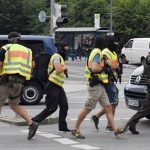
[50,0,55,37]
[110,0,113,34]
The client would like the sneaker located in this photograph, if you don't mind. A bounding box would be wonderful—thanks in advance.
[28,122,38,140]
[71,130,85,139]
[58,128,71,133]
[91,115,99,130]
[114,127,128,139]
[105,126,113,133]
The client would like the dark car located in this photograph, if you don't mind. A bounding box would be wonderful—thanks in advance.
[0,35,56,105]
[124,65,150,119]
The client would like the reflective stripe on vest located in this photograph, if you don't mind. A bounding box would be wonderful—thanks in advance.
[1,44,32,80]
[102,48,118,65]
[48,53,65,86]
[102,48,119,78]
[84,48,108,84]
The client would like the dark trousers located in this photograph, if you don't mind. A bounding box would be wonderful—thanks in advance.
[32,82,69,130]
[128,87,150,128]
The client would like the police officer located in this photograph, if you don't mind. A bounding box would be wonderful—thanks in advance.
[55,42,69,61]
[0,32,38,140]
[91,36,120,132]
[123,53,150,134]
[32,51,70,134]
[71,36,124,139]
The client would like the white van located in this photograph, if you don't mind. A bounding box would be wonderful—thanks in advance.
[121,38,150,64]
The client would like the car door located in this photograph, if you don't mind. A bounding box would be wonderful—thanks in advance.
[122,39,133,63]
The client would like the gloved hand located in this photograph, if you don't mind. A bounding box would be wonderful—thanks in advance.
[64,69,68,78]
[103,64,111,74]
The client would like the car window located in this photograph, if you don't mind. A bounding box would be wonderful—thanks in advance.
[0,39,45,58]
[19,40,44,57]
[0,40,8,48]
[125,40,133,48]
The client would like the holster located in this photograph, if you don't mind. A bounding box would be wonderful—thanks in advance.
[11,76,26,84]
[89,75,103,87]
[0,75,9,85]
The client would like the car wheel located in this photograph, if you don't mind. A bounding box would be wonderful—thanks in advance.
[121,54,128,64]
[20,81,43,105]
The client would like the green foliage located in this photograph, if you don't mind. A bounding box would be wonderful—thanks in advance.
[0,0,49,35]
[113,0,150,37]
[0,0,27,34]
[0,0,150,38]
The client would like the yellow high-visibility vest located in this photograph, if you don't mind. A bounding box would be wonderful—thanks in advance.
[48,53,65,86]
[1,44,32,80]
[85,48,108,84]
[102,48,119,78]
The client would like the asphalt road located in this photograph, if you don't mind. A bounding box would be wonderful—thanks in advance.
[0,60,149,150]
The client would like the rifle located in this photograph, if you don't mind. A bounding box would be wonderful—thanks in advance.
[117,55,123,84]
[103,56,117,83]
[86,56,103,87]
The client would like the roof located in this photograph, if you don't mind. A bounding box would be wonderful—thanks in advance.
[0,35,54,40]
[132,38,150,41]
[55,27,110,33]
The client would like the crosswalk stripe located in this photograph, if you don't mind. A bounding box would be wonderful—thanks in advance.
[39,133,61,138]
[71,144,101,150]
[54,138,79,145]
[71,118,131,121]
[21,130,101,150]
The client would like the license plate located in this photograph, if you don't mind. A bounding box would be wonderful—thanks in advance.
[128,99,139,107]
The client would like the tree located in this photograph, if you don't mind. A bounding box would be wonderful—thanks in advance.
[113,0,150,37]
[0,0,50,35]
[0,0,27,34]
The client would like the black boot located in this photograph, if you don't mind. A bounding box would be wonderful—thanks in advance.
[129,127,139,134]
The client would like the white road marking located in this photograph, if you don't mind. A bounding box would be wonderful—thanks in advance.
[71,144,101,150]
[39,133,61,138]
[54,138,79,144]
[21,130,101,150]
[21,130,44,134]
[71,118,131,121]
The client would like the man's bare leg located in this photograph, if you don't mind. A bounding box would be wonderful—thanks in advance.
[10,103,33,125]
[74,107,92,130]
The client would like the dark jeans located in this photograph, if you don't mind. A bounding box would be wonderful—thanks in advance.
[32,82,69,130]
[128,87,150,128]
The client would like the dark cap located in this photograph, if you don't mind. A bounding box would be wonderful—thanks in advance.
[106,36,119,51]
[8,32,21,43]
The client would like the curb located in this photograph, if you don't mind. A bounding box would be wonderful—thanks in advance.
[0,116,59,126]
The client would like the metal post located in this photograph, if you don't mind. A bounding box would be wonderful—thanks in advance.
[110,0,113,34]
[50,0,55,37]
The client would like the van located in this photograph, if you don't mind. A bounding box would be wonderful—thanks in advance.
[121,38,150,64]
[0,35,56,105]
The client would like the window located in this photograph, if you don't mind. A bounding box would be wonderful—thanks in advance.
[0,40,8,48]
[0,39,45,58]
[19,40,44,57]
[125,40,133,48]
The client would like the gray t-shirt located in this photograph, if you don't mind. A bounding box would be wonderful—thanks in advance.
[93,54,100,63]
[53,55,61,64]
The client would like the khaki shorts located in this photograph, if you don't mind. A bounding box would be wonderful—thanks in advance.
[85,84,110,109]
[0,82,23,107]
